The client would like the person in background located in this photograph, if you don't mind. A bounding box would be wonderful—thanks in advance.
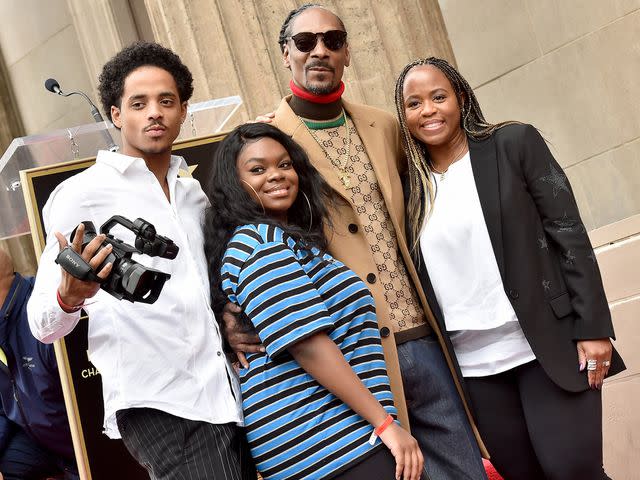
[0,249,78,480]
[395,56,625,480]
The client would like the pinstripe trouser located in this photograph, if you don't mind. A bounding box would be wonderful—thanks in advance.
[116,408,255,480]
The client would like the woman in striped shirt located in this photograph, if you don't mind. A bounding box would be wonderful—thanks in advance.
[204,123,423,480]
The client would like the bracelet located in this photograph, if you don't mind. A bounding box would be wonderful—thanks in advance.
[368,414,394,445]
[57,290,84,313]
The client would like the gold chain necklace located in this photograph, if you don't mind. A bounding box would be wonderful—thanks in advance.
[431,165,447,182]
[431,144,469,181]
[301,109,352,189]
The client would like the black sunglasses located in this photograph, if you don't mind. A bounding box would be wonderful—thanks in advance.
[286,30,348,52]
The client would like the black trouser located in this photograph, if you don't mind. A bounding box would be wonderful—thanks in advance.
[332,447,397,480]
[466,360,610,480]
[116,408,255,480]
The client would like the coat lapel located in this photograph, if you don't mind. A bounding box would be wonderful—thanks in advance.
[469,134,505,277]
[344,100,400,234]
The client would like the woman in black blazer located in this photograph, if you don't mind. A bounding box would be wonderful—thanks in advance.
[394,57,625,480]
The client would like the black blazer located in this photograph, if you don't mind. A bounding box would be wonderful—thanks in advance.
[405,123,625,392]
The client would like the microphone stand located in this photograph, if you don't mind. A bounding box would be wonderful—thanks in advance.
[45,79,119,152]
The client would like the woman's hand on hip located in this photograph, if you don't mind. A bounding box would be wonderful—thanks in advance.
[577,338,613,389]
[378,422,424,480]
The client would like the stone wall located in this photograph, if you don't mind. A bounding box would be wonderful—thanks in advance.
[439,0,640,231]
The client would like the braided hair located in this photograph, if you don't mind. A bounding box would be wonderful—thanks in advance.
[278,3,346,52]
[394,57,519,255]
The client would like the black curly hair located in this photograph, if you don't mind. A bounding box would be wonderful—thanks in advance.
[98,41,194,122]
[204,122,335,313]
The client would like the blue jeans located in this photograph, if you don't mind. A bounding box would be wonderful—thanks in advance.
[397,335,487,480]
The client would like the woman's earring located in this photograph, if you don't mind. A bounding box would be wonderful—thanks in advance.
[241,180,266,215]
[302,191,313,232]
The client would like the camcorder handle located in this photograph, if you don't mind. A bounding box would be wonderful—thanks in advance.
[55,246,103,283]
[101,215,178,259]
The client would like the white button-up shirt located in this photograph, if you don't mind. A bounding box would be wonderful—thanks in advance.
[28,150,243,438]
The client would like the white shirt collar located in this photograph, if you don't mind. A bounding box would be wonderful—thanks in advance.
[96,149,189,176]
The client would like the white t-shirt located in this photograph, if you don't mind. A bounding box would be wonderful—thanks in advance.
[419,152,535,377]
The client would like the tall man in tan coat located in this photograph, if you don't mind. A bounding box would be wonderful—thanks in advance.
[224,4,489,479]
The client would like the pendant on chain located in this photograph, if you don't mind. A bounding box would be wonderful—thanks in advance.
[339,171,351,188]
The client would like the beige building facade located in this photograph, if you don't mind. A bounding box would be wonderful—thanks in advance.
[0,1,638,477]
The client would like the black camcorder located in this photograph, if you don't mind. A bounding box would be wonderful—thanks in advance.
[56,215,179,304]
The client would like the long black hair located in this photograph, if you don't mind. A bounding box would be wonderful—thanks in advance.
[204,122,334,312]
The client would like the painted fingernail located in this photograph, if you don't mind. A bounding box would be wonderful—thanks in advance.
[579,362,585,371]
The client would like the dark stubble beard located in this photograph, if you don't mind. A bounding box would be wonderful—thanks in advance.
[305,61,339,95]
[306,82,338,95]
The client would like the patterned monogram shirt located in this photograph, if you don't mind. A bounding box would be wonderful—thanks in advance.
[307,115,425,332]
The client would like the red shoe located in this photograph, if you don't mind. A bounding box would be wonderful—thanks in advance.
[483,459,504,480]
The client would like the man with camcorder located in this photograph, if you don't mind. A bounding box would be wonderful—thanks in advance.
[27,42,254,480]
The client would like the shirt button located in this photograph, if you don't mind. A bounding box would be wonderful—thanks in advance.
[509,289,519,299]
[217,351,222,356]
[379,327,390,338]
[366,273,377,284]
[348,223,358,234]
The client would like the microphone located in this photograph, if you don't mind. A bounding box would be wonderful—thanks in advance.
[44,78,118,152]
[44,78,62,95]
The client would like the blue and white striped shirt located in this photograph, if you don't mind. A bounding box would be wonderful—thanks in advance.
[221,224,396,479]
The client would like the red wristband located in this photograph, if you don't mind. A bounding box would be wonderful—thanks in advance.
[369,414,394,445]
[57,290,84,313]
[374,414,394,436]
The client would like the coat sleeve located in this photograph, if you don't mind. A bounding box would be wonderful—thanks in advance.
[518,124,614,340]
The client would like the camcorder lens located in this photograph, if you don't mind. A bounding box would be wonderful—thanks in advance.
[119,261,170,304]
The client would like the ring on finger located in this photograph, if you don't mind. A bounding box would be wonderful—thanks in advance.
[587,359,598,371]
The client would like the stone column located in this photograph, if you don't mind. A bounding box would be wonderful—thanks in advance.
[0,46,36,275]
[65,0,140,100]
[0,45,23,152]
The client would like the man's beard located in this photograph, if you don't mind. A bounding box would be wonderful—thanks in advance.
[140,142,172,156]
[304,61,338,95]
[306,81,338,95]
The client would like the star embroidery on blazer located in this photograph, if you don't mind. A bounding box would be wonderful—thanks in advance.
[538,236,548,250]
[554,212,575,232]
[540,163,570,198]
[564,250,576,265]
[542,279,551,292]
